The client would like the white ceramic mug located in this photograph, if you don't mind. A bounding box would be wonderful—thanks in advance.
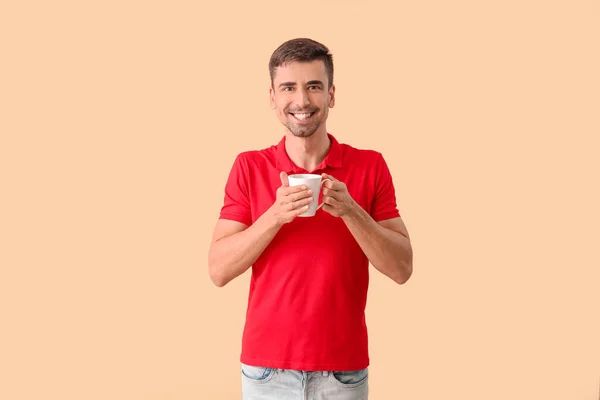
[287,174,332,217]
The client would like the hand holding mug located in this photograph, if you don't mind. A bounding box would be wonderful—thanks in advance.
[268,172,314,226]
[287,174,332,217]
[319,173,358,218]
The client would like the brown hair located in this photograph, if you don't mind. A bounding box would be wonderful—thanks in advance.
[269,38,334,89]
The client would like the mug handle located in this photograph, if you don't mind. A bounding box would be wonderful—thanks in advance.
[316,178,332,210]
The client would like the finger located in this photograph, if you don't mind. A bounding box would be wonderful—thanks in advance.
[321,187,339,200]
[322,195,338,205]
[283,204,310,217]
[288,188,313,202]
[280,184,309,196]
[288,196,313,210]
[323,181,343,195]
[280,171,289,187]
[322,177,340,190]
[294,204,311,215]
[321,173,339,182]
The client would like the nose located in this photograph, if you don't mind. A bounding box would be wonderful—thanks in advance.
[295,88,310,108]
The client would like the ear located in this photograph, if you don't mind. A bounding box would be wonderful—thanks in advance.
[329,84,336,108]
[269,86,276,109]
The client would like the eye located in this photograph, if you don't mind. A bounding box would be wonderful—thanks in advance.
[308,85,321,90]
[282,87,293,92]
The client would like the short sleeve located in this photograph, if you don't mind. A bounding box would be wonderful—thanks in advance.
[219,154,252,226]
[370,153,401,222]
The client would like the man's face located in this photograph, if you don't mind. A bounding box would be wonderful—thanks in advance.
[270,60,335,138]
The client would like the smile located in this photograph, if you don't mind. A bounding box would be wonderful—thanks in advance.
[290,112,315,121]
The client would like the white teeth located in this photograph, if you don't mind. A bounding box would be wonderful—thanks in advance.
[293,113,311,120]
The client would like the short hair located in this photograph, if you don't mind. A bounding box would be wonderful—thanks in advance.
[269,38,334,89]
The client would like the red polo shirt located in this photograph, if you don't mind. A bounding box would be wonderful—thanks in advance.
[219,133,400,371]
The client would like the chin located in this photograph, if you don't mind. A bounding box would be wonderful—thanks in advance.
[286,121,321,138]
[291,129,316,138]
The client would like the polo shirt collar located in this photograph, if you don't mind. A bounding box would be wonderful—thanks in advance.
[275,133,343,173]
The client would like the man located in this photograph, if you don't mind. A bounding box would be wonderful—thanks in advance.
[208,38,413,399]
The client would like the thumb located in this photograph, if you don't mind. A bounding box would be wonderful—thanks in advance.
[280,171,289,187]
[322,173,338,181]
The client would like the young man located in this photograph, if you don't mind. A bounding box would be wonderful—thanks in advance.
[208,38,413,400]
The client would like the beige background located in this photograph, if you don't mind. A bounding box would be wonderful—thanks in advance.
[1,0,599,399]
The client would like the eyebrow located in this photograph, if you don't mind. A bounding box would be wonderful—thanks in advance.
[278,80,325,88]
[278,82,296,88]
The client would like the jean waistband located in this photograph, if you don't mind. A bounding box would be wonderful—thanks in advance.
[275,369,330,377]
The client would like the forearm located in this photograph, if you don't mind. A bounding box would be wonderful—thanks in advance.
[209,212,281,287]
[342,205,413,284]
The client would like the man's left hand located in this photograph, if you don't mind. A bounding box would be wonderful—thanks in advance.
[320,174,358,218]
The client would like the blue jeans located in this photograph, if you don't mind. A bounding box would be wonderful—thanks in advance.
[241,363,369,399]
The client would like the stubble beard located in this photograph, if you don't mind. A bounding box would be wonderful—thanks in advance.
[285,116,320,137]
[284,107,327,138]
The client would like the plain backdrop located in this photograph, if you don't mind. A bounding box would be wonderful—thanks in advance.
[1,1,599,399]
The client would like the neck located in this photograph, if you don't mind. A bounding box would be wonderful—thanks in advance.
[284,131,331,173]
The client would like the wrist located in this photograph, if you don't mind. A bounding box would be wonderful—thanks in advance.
[342,200,362,222]
[263,207,284,230]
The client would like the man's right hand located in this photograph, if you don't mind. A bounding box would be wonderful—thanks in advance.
[268,172,313,226]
